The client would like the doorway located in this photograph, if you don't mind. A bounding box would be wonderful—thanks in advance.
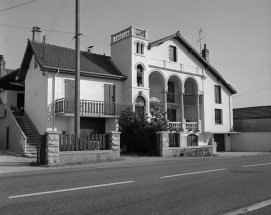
[214,134,225,152]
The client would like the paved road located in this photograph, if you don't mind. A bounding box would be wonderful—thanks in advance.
[1,154,271,215]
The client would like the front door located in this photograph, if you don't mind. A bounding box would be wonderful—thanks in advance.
[214,134,225,152]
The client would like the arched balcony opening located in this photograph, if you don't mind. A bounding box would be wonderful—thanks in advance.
[167,75,182,123]
[183,77,201,132]
[149,71,166,111]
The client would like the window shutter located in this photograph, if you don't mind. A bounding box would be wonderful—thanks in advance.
[104,84,115,103]
[65,79,75,99]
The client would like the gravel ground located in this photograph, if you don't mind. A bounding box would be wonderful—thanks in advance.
[0,150,269,175]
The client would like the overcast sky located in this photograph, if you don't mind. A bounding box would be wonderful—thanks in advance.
[0,0,270,108]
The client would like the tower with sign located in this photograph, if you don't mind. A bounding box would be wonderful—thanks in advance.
[111,26,149,112]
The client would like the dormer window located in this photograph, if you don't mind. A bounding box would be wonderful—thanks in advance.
[135,41,145,55]
[137,65,143,87]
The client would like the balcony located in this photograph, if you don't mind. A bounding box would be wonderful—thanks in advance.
[55,98,133,117]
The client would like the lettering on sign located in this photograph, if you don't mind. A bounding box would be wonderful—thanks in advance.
[135,29,145,38]
[113,30,130,43]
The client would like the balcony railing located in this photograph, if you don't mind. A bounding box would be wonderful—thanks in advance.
[55,98,133,116]
[169,121,199,132]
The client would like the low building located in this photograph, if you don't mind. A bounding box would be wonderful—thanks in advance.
[232,105,271,152]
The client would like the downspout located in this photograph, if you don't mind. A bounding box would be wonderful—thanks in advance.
[53,69,60,131]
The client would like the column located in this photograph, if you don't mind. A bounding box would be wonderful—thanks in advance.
[181,90,186,132]
[196,94,201,132]
[164,90,167,115]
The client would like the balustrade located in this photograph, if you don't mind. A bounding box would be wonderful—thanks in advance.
[55,99,133,116]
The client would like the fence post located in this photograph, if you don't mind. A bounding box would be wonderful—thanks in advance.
[45,131,61,166]
[107,131,121,151]
[156,131,170,157]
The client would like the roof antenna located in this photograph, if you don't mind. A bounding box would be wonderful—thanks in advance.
[42,35,46,60]
[196,28,205,54]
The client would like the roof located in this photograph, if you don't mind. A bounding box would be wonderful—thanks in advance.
[18,40,127,81]
[148,32,237,94]
[0,68,25,91]
[233,105,271,119]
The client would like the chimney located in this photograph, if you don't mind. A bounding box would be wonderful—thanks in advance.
[202,44,209,62]
[0,55,6,77]
[87,46,94,54]
[32,26,41,42]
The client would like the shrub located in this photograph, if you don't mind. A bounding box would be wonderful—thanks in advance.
[119,105,169,155]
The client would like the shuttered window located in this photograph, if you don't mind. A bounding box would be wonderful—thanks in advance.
[104,84,115,103]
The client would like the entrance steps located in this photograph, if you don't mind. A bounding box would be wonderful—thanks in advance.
[15,116,38,158]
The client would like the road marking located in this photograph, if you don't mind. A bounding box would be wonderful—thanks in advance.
[223,199,271,214]
[9,181,135,199]
[160,168,227,179]
[242,163,271,168]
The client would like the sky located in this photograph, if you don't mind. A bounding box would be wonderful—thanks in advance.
[0,0,270,108]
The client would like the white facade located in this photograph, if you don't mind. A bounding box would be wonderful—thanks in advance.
[21,26,235,151]
[111,26,235,150]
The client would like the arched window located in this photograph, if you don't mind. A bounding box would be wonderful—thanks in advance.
[141,43,144,55]
[136,42,140,54]
[187,134,198,146]
[137,65,143,87]
[135,96,145,115]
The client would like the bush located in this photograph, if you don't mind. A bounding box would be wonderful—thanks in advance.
[119,105,169,155]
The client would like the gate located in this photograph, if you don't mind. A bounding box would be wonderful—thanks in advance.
[37,135,46,165]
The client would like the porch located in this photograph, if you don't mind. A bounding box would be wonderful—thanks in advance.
[55,98,133,117]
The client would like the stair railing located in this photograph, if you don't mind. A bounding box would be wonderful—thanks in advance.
[1,104,28,152]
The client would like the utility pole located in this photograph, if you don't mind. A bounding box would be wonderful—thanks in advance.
[196,28,205,54]
[75,0,80,142]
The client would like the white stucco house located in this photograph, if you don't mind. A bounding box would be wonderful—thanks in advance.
[0,26,237,154]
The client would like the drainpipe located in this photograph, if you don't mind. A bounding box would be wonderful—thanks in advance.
[53,69,60,131]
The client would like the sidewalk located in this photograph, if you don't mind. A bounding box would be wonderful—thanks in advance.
[0,150,269,175]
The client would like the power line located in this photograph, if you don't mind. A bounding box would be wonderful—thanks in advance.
[0,0,37,12]
[233,85,271,97]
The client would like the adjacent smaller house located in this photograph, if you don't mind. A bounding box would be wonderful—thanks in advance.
[232,105,271,152]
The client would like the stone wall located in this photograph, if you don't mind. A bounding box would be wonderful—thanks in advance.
[43,131,120,166]
[157,131,217,157]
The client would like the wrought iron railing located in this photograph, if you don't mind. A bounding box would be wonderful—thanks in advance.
[55,98,133,116]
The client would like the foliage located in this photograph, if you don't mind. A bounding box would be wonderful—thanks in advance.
[119,105,169,155]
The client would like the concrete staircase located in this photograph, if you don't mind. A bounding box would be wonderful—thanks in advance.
[15,116,38,157]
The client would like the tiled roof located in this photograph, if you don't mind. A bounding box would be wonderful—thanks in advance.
[148,32,237,94]
[18,40,126,80]
[233,105,271,119]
